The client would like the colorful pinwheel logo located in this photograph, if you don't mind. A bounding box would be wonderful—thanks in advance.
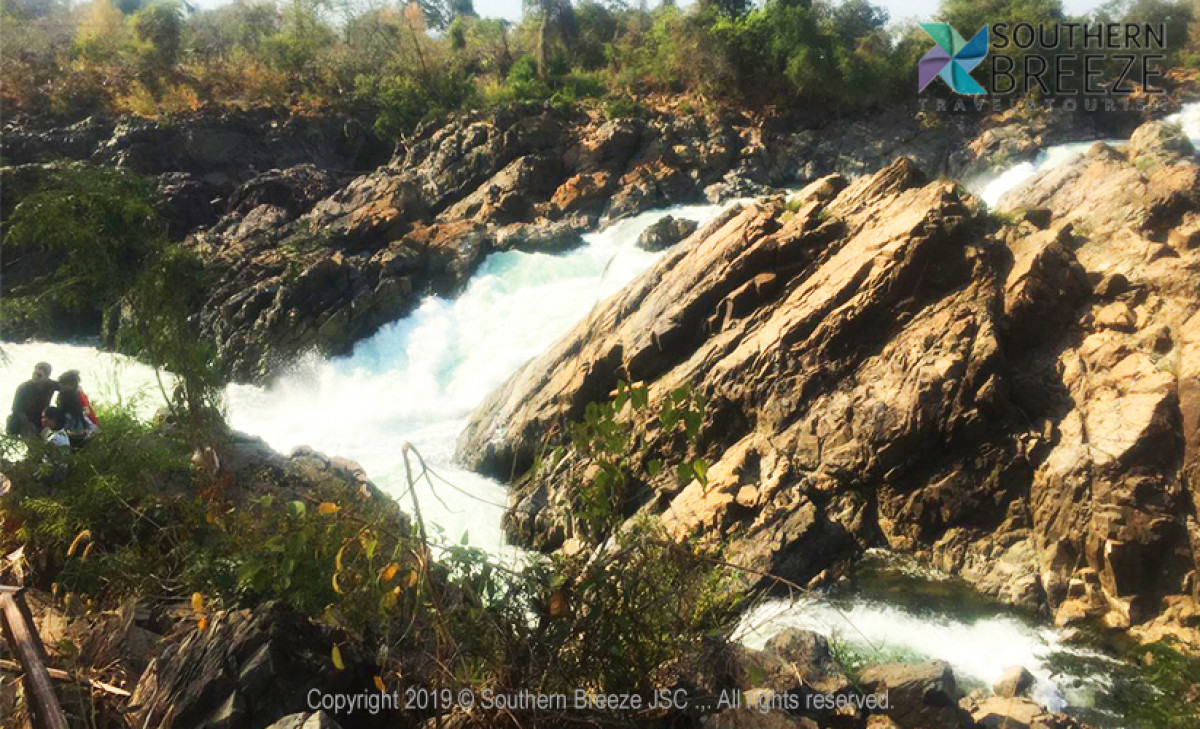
[919,23,989,95]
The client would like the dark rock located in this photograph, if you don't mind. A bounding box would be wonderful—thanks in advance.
[129,602,389,729]
[637,215,699,251]
[226,164,339,220]
[763,628,850,696]
[157,172,219,238]
[857,661,972,729]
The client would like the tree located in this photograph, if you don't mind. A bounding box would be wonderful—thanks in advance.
[698,0,752,18]
[522,0,576,77]
[825,0,888,46]
[419,0,474,32]
[574,0,619,70]
[135,2,183,68]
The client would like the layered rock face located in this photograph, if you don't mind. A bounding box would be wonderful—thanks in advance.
[458,122,1200,642]
[2,105,974,381]
[186,106,980,381]
[995,121,1200,637]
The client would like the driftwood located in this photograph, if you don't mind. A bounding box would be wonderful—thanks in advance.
[0,657,132,698]
[0,585,70,729]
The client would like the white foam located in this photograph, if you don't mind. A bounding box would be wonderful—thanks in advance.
[1165,100,1200,151]
[735,594,1119,713]
[971,139,1124,209]
[973,101,1200,209]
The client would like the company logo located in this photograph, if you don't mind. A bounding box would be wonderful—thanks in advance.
[919,23,988,95]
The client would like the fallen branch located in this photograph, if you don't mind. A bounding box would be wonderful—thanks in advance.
[0,658,131,698]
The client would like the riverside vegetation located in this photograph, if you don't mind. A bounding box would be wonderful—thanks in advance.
[3,0,1200,133]
[0,170,750,722]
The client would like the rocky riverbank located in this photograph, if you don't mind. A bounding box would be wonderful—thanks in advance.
[2,96,1174,382]
[457,118,1200,648]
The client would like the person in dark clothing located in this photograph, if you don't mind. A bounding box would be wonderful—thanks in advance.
[6,362,58,438]
[55,370,98,437]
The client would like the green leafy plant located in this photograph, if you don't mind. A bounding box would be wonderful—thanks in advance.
[1,164,165,339]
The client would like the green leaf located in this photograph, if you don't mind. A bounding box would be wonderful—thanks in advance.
[631,385,649,410]
[287,500,306,518]
[460,530,470,545]
[671,384,692,403]
[692,458,709,486]
[647,459,663,477]
[746,663,767,686]
[676,461,694,486]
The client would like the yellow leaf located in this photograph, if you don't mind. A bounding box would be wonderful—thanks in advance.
[331,644,345,671]
[406,570,419,587]
[81,542,94,562]
[374,676,386,692]
[332,572,344,595]
[198,617,208,632]
[191,592,205,613]
[548,588,569,620]
[318,502,340,516]
[335,544,347,572]
[380,563,399,583]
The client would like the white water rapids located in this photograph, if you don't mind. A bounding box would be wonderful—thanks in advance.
[970,100,1200,208]
[3,102,1197,721]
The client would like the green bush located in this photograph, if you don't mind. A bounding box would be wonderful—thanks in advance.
[0,381,746,712]
[0,164,166,339]
[356,66,476,139]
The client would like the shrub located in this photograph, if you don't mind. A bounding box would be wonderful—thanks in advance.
[0,164,166,339]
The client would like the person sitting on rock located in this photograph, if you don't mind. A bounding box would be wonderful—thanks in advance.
[6,362,59,438]
[55,370,98,438]
[35,406,72,484]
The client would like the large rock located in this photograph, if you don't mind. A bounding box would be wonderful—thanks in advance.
[460,159,1004,585]
[857,661,972,729]
[993,665,1035,698]
[128,602,389,729]
[459,143,1200,644]
[971,696,1045,729]
[637,214,699,251]
[1000,120,1200,632]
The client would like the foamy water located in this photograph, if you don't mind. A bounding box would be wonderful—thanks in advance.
[2,201,736,557]
[970,100,1200,208]
[223,201,737,554]
[736,582,1117,717]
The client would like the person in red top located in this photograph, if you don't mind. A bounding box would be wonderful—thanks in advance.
[55,370,98,436]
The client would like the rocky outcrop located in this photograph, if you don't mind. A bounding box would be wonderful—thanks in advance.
[996,127,1200,634]
[637,214,699,251]
[857,661,972,728]
[184,106,982,381]
[3,104,985,380]
[128,601,387,729]
[458,120,1200,644]
[992,665,1035,699]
